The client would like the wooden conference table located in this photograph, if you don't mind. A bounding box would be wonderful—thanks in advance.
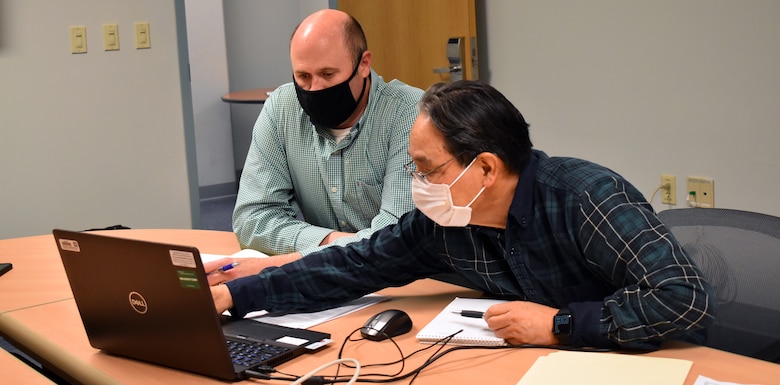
[1,347,56,384]
[1,229,779,385]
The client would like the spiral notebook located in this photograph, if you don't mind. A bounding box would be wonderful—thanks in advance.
[416,297,508,346]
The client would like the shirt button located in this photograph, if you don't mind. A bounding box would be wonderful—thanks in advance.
[331,187,338,193]
[340,221,347,227]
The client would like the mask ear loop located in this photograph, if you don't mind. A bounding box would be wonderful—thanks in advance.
[464,185,487,208]
[448,157,486,208]
[448,157,479,187]
[351,50,369,105]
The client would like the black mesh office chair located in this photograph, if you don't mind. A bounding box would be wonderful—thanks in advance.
[658,208,780,363]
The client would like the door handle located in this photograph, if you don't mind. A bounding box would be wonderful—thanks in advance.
[435,37,465,82]
[433,65,462,74]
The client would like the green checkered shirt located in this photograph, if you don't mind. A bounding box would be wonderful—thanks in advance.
[233,70,423,256]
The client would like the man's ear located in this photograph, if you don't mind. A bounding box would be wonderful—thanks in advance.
[360,50,372,77]
[477,152,501,187]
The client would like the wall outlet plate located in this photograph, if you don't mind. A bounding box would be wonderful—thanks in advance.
[687,176,714,208]
[661,174,676,205]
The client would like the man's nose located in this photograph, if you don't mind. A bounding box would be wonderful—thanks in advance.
[309,77,330,91]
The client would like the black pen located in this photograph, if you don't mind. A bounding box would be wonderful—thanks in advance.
[452,310,484,318]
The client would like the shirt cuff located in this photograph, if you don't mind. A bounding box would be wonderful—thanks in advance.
[225,274,268,319]
[295,226,336,256]
[568,301,615,348]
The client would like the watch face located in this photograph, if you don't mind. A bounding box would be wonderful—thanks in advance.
[554,314,572,334]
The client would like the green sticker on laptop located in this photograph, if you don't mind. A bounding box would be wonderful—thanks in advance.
[177,270,200,289]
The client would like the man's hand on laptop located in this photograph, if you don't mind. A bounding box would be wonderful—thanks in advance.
[204,253,304,286]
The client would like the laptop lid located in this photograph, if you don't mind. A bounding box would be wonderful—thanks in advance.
[52,229,330,381]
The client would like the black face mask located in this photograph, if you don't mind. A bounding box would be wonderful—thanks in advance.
[294,59,368,128]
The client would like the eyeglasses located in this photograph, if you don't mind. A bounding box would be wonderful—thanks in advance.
[404,156,458,185]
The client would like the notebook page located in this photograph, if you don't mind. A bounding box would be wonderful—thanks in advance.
[201,248,270,262]
[416,297,508,346]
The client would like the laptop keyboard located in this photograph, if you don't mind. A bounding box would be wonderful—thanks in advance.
[226,338,293,368]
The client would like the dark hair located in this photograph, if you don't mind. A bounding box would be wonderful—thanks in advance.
[344,15,368,67]
[419,81,533,174]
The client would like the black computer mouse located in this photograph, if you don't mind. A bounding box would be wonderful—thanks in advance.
[360,309,413,341]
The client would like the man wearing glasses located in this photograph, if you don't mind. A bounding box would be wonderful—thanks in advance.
[210,81,716,350]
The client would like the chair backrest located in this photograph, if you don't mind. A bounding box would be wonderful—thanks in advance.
[657,208,780,363]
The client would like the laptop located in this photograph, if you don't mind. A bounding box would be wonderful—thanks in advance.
[52,229,331,381]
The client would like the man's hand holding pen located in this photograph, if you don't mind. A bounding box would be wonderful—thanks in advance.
[483,301,560,346]
[205,252,301,313]
[209,261,240,275]
[203,252,305,286]
[204,258,252,286]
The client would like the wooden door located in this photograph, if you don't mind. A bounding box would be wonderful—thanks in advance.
[339,0,477,90]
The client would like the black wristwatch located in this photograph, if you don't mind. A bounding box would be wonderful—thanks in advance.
[552,307,573,345]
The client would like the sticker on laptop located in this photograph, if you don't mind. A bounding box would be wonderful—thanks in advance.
[277,336,308,346]
[177,270,200,289]
[170,249,197,268]
[59,239,81,252]
[305,339,333,350]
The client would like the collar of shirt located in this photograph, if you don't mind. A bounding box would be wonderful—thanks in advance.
[508,149,547,228]
[355,69,378,128]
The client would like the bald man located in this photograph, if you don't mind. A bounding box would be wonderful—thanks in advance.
[232,10,423,256]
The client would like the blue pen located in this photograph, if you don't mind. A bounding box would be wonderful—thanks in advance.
[209,261,239,275]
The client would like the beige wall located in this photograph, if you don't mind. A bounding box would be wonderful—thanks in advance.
[0,0,196,238]
[482,0,780,216]
[185,0,234,193]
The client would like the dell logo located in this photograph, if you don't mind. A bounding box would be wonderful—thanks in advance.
[128,292,148,314]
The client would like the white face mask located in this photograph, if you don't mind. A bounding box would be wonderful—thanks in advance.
[412,158,486,227]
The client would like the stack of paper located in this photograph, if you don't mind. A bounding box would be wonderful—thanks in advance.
[516,351,692,385]
[245,294,389,329]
